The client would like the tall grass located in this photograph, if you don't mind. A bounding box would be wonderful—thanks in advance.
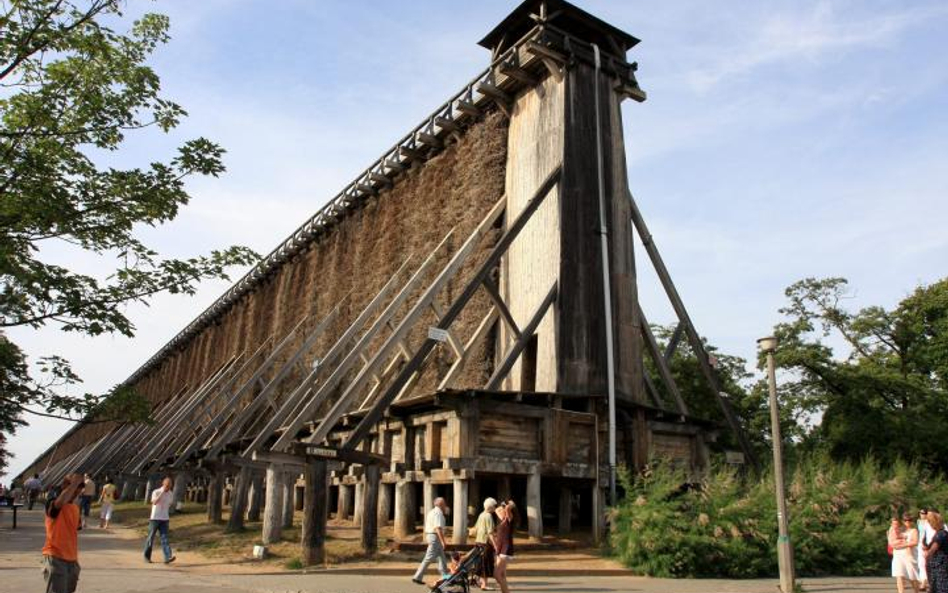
[610,456,948,578]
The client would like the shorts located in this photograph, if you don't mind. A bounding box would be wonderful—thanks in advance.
[99,502,113,521]
[43,555,80,593]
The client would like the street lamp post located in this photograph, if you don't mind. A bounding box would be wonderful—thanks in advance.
[758,335,795,593]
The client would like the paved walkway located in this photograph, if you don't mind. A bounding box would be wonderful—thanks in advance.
[0,507,891,592]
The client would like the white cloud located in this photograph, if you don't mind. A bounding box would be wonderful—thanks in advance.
[685,2,947,93]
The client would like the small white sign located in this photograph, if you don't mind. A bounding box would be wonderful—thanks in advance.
[724,451,745,465]
[310,447,338,458]
[428,327,450,342]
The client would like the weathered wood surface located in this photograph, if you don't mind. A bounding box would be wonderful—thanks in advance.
[302,459,328,565]
[500,74,563,393]
[262,464,284,544]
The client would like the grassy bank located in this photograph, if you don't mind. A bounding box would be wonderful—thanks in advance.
[610,457,948,578]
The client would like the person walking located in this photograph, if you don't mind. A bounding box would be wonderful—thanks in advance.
[492,502,516,593]
[412,496,451,585]
[77,474,95,529]
[143,476,176,564]
[25,473,42,510]
[42,473,84,593]
[924,511,948,593]
[98,477,117,529]
[474,497,498,590]
[891,514,921,593]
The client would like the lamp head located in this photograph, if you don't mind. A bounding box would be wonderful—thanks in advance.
[757,336,778,354]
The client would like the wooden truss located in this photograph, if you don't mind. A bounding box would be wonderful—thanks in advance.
[62,162,759,477]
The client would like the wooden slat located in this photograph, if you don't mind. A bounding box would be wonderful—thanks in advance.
[485,282,557,391]
[638,305,688,416]
[308,195,509,449]
[342,167,561,450]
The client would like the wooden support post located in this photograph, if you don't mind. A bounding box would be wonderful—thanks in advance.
[497,476,511,502]
[336,483,352,521]
[226,466,250,533]
[558,485,572,535]
[120,479,136,501]
[144,476,156,504]
[361,465,380,554]
[262,464,284,545]
[422,478,434,514]
[353,479,365,527]
[206,471,223,524]
[452,478,469,545]
[172,471,190,513]
[467,479,480,526]
[282,471,295,529]
[247,473,264,522]
[592,483,604,545]
[394,479,415,540]
[301,459,328,566]
[377,482,392,527]
[527,468,543,540]
[295,483,304,511]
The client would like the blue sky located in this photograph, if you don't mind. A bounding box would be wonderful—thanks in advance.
[6,0,947,480]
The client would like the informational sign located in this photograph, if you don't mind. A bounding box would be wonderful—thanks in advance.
[724,450,745,465]
[308,447,338,459]
[428,327,450,342]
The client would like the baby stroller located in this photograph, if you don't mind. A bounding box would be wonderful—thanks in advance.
[430,545,485,593]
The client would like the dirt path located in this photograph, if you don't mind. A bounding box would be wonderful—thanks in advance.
[0,507,891,593]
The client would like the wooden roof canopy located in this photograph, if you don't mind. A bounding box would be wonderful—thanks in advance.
[478,0,640,58]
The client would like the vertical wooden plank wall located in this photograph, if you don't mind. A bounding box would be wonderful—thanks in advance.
[500,75,565,392]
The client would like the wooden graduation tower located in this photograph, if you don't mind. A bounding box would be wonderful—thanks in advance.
[22,0,756,560]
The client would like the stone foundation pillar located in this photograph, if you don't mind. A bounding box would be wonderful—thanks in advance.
[394,479,415,540]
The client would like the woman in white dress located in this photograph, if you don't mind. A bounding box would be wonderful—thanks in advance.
[891,514,921,593]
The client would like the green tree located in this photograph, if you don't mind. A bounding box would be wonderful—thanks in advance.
[769,277,948,469]
[0,1,257,473]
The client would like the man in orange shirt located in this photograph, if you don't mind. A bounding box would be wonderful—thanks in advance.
[43,472,84,593]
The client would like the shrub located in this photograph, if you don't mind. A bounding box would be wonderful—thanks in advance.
[610,455,948,578]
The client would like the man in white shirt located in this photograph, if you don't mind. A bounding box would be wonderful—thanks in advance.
[143,477,176,564]
[78,474,95,529]
[25,474,43,510]
[411,497,451,585]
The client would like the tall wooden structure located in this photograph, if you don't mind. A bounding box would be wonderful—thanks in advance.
[19,0,756,559]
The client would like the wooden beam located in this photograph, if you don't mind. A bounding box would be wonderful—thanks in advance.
[416,131,443,149]
[664,322,685,362]
[475,80,512,106]
[301,458,328,565]
[628,189,760,473]
[499,61,538,86]
[485,282,558,391]
[437,307,498,391]
[342,167,561,450]
[361,464,380,553]
[434,116,460,133]
[456,100,480,118]
[482,277,521,338]
[247,258,414,455]
[399,145,427,162]
[306,197,507,449]
[638,304,689,416]
[269,238,452,452]
[208,300,346,459]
